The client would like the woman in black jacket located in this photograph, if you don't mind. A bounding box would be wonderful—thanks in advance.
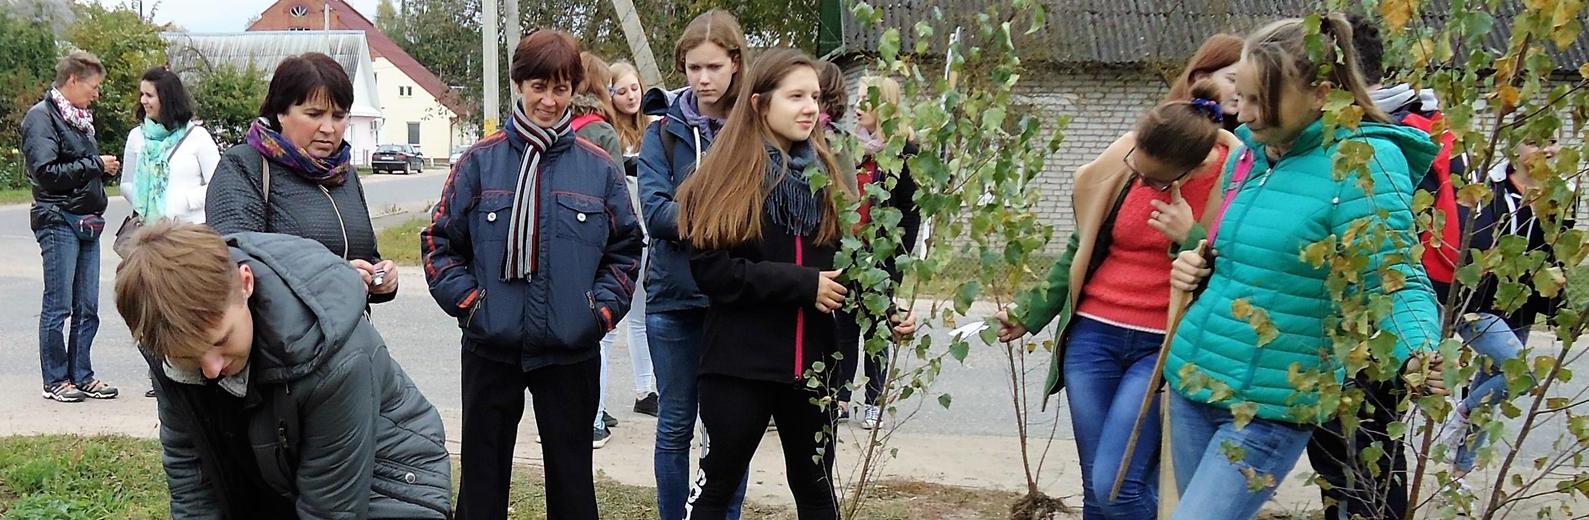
[22,50,123,403]
[675,48,912,520]
[205,53,397,303]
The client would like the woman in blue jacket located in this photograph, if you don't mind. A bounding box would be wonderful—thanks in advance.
[421,30,642,520]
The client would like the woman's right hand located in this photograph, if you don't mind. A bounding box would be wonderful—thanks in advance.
[1170,240,1213,292]
[994,310,1027,342]
[816,270,847,312]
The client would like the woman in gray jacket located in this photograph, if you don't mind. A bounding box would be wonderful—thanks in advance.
[114,221,451,519]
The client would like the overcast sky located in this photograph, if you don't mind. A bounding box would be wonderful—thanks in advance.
[94,0,381,33]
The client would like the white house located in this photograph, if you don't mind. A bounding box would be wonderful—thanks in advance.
[248,0,473,164]
[163,30,385,166]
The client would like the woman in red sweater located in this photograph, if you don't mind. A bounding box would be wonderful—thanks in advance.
[992,78,1236,520]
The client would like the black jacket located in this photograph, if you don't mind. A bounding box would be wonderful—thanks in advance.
[151,233,451,519]
[1458,163,1565,328]
[689,210,839,385]
[421,130,643,372]
[21,98,109,228]
[205,144,393,303]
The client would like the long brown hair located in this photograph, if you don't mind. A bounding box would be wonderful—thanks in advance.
[674,9,748,113]
[1165,34,1244,102]
[677,48,852,249]
[576,52,615,121]
[1244,14,1391,128]
[1137,79,1225,170]
[608,61,647,151]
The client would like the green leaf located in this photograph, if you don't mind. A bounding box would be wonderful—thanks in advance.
[948,340,970,363]
[938,393,953,409]
[1231,402,1259,430]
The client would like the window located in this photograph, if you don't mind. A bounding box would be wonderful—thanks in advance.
[398,86,413,97]
[289,5,309,16]
[407,123,420,145]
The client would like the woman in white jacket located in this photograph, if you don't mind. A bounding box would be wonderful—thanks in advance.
[122,67,219,225]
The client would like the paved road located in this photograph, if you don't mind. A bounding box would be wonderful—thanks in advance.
[0,167,1585,509]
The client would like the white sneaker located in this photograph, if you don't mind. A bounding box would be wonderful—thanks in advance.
[861,405,883,430]
[1438,409,1471,452]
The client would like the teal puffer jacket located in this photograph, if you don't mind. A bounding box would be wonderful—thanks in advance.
[1165,119,1441,424]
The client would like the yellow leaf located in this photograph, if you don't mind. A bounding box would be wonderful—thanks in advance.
[1494,85,1521,115]
[1232,299,1253,320]
[1380,0,1419,33]
[1581,63,1589,80]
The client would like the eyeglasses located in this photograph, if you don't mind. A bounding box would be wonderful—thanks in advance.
[1124,147,1195,192]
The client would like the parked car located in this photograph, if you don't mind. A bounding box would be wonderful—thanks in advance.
[449,145,467,165]
[372,144,425,174]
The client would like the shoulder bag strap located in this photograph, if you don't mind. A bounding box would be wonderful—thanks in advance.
[261,155,272,232]
[1205,147,1255,248]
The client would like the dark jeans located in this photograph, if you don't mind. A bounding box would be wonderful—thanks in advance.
[1307,374,1409,520]
[1065,317,1162,520]
[689,375,838,520]
[457,351,599,520]
[647,309,746,520]
[35,222,99,389]
[834,309,888,405]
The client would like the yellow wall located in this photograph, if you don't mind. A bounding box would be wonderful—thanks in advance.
[372,57,465,162]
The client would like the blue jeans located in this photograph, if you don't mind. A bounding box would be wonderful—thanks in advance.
[1065,317,1162,520]
[1169,392,1313,520]
[647,309,745,520]
[1453,313,1534,472]
[35,223,100,389]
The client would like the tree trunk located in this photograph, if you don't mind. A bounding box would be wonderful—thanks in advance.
[609,0,663,87]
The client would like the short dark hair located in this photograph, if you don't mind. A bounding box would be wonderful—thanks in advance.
[1348,12,1385,86]
[136,67,195,130]
[258,53,354,128]
[511,30,583,87]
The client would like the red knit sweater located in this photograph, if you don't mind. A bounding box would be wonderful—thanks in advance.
[1076,146,1228,332]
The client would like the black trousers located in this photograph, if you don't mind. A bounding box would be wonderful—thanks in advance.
[1306,375,1408,520]
[456,350,599,520]
[689,375,839,520]
[834,309,889,406]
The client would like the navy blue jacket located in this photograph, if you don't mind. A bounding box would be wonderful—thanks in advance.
[422,129,643,371]
[637,87,716,312]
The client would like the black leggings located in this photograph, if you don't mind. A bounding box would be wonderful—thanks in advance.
[687,375,839,520]
[834,309,889,406]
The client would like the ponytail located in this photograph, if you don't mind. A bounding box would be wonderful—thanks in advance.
[1244,13,1391,129]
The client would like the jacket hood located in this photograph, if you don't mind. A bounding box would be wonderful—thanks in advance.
[642,86,687,117]
[1237,119,1438,185]
[571,93,609,118]
[1371,84,1441,114]
[227,232,368,384]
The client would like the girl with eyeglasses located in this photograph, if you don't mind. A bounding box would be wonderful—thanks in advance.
[991,78,1237,519]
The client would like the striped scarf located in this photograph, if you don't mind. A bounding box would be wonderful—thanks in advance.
[503,100,572,281]
[47,88,94,137]
[764,142,825,237]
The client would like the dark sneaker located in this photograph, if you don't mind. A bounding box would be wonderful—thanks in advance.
[592,425,611,449]
[145,388,157,398]
[602,411,618,428]
[42,382,84,403]
[634,392,659,417]
[78,379,119,399]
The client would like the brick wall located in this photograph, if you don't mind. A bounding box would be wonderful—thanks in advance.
[837,60,1169,249]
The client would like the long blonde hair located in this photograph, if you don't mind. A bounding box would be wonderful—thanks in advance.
[609,61,647,152]
[857,75,914,142]
[1243,14,1390,128]
[677,48,853,249]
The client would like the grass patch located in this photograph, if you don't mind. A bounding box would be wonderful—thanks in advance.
[0,185,120,206]
[0,434,1033,519]
[376,217,428,266]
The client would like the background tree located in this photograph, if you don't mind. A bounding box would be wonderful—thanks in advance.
[65,2,167,162]
[0,6,59,190]
[189,64,268,148]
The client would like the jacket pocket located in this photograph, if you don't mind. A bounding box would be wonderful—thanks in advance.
[553,192,610,247]
[370,458,452,517]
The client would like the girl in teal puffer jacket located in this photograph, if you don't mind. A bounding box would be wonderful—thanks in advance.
[1162,14,1444,519]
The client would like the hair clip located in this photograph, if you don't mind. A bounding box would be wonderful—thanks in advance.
[1190,98,1224,124]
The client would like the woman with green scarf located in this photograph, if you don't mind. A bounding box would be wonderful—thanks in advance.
[121,67,219,225]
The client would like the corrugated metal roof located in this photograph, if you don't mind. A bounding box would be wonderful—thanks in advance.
[833,0,1589,69]
[161,30,370,80]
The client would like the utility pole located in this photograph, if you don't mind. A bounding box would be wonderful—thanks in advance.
[482,0,499,134]
[504,0,520,75]
[609,0,662,87]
